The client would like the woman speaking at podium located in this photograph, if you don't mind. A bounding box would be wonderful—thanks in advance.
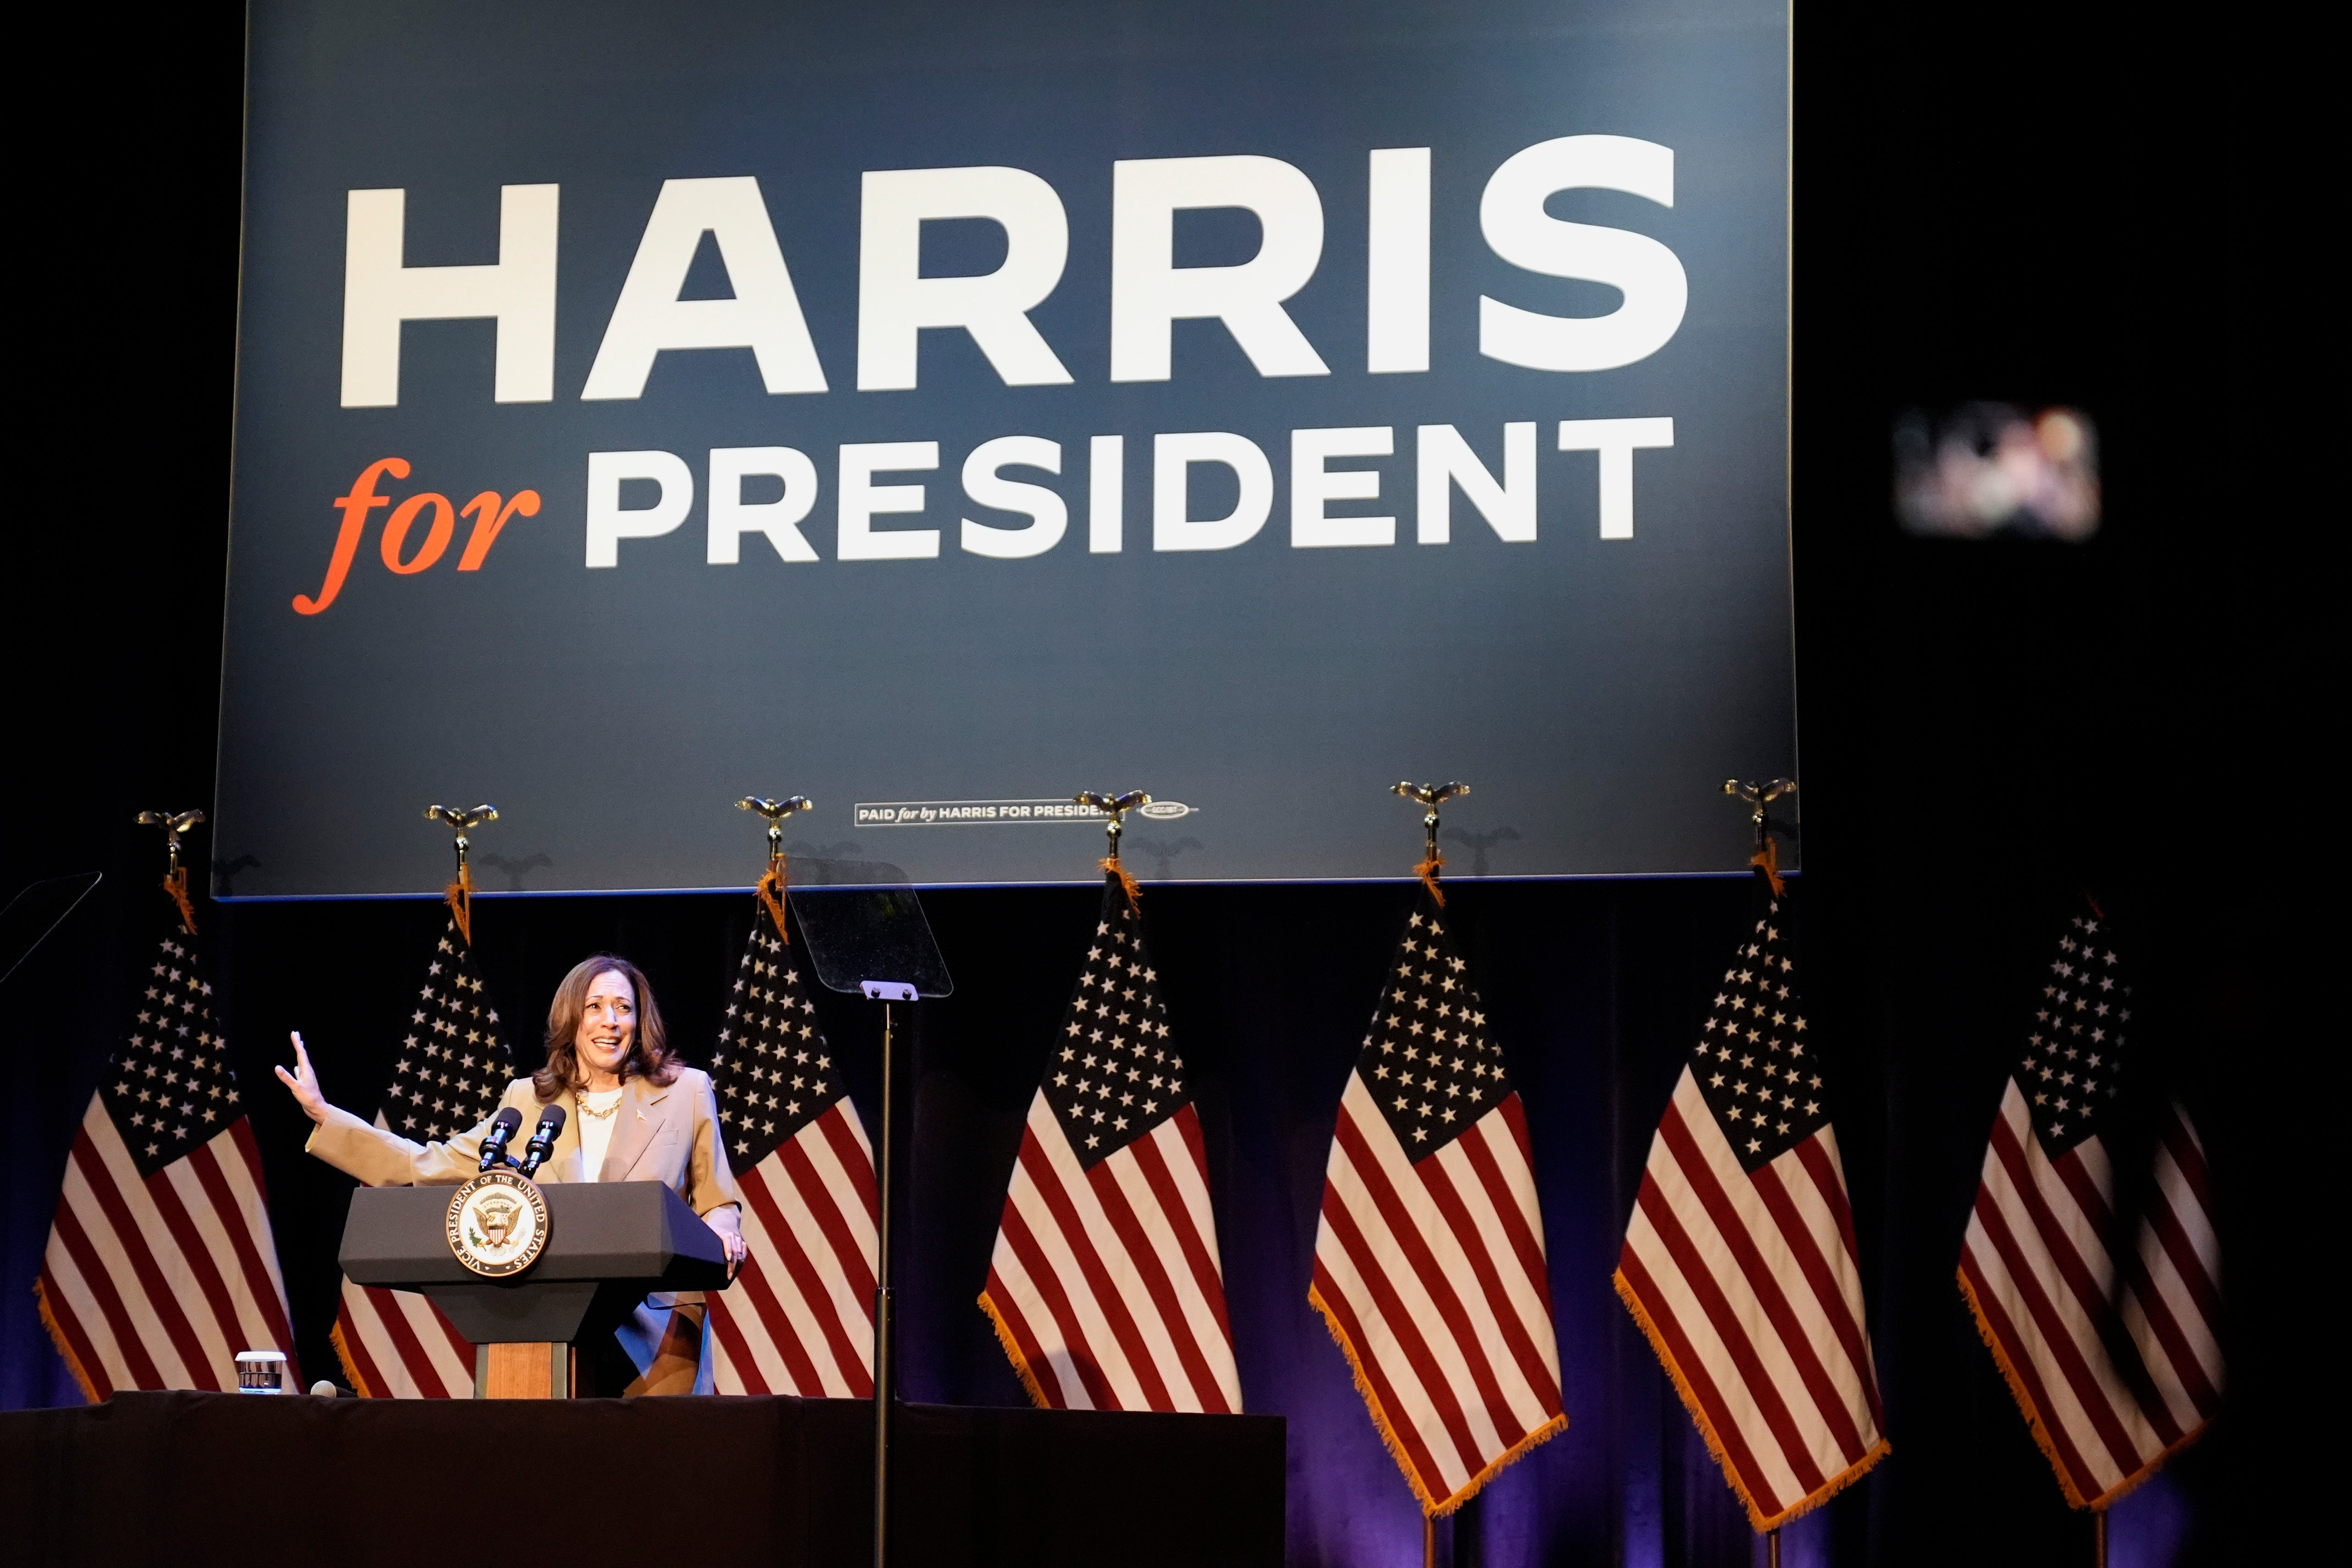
[275,954,746,1395]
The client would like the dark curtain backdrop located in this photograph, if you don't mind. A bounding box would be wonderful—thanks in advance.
[1,868,2247,1567]
[0,3,2304,1566]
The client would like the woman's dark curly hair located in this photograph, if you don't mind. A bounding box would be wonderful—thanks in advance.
[530,953,680,1101]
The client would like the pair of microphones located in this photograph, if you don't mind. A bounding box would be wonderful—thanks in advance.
[477,1104,566,1176]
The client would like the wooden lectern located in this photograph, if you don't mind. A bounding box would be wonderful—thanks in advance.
[339,1182,730,1397]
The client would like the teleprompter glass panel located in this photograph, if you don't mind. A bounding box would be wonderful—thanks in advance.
[787,886,953,998]
[0,871,103,985]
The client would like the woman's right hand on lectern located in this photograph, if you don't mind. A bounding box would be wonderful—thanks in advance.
[274,1032,330,1125]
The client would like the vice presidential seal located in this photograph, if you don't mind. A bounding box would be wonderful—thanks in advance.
[446,1169,550,1276]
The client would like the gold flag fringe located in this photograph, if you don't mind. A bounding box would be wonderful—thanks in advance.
[161,866,198,936]
[977,1290,1055,1410]
[1751,838,1784,897]
[1615,1266,1888,1532]
[757,854,791,942]
[1102,855,1142,907]
[328,1316,383,1399]
[1307,1282,1566,1518]
[1413,854,1446,906]
[33,1276,101,1405]
[443,861,476,946]
[1953,1266,2207,1513]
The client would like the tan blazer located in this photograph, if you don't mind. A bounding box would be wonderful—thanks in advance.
[307,1069,742,1237]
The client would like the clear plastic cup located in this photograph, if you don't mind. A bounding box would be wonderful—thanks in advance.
[235,1350,287,1393]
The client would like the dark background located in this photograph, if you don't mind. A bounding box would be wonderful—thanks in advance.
[0,4,2302,1567]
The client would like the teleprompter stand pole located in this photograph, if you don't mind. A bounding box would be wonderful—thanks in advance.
[863,979,918,1568]
[755,812,950,1568]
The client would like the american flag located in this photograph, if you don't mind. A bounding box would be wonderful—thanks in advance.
[1309,888,1565,1515]
[1614,873,1886,1530]
[36,900,298,1397]
[330,916,514,1398]
[706,901,878,1397]
[1957,906,2222,1508]
[980,875,1240,1412]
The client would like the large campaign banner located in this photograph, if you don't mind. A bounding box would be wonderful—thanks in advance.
[217,0,1792,896]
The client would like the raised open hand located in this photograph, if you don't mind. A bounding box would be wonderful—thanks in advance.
[273,1031,330,1125]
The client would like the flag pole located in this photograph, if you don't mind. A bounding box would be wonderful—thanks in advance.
[2094,1509,2106,1568]
[1737,778,1794,1568]
[737,795,812,936]
[1390,781,1468,904]
[1392,781,1469,1568]
[423,802,498,943]
[1721,778,1794,893]
[1074,790,1151,901]
[133,809,206,934]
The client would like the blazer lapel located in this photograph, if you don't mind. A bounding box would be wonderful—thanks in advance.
[596,1078,671,1183]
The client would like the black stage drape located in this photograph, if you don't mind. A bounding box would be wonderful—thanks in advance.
[0,873,2248,1566]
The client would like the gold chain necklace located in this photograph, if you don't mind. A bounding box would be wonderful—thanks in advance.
[576,1088,623,1120]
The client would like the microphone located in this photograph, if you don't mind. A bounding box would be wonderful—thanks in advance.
[518,1104,566,1177]
[477,1106,523,1172]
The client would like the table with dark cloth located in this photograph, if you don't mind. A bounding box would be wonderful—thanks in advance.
[0,1392,1284,1567]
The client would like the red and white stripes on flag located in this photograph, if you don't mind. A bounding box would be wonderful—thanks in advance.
[709,1097,879,1396]
[329,916,516,1398]
[39,1107,298,1397]
[980,875,1241,1413]
[38,922,298,1397]
[1313,1079,1566,1512]
[1956,907,2221,1509]
[984,1095,1239,1410]
[705,904,879,1397]
[2123,1104,2223,1453]
[1616,1072,1887,1527]
[329,1112,476,1399]
[1958,1084,2222,1507]
[1615,876,1886,1530]
[1308,891,1566,1516]
[335,1275,474,1398]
